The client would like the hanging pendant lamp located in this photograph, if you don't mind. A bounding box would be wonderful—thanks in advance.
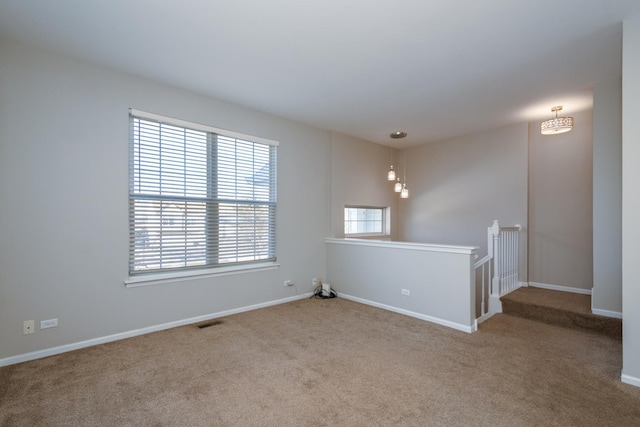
[400,183,409,199]
[387,164,396,181]
[394,177,402,192]
[387,131,406,182]
[541,106,573,135]
[400,150,409,199]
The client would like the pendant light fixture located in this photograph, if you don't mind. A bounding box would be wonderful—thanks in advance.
[541,106,573,135]
[400,183,409,199]
[387,163,396,181]
[386,131,408,197]
[400,149,409,199]
[387,131,406,180]
[394,177,402,192]
[400,171,409,198]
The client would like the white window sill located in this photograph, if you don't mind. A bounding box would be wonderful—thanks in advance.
[344,234,391,240]
[124,262,280,288]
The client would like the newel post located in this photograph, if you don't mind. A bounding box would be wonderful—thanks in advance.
[491,220,501,298]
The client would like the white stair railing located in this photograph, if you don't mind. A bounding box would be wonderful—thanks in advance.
[474,253,493,318]
[475,220,522,321]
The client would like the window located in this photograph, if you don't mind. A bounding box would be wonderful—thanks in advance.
[344,206,389,236]
[129,109,277,275]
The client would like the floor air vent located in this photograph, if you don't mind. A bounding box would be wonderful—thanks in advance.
[197,320,223,329]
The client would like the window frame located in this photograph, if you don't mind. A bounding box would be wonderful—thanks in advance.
[126,109,278,284]
[344,205,390,238]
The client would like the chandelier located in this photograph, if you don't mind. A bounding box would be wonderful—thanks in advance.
[541,106,573,135]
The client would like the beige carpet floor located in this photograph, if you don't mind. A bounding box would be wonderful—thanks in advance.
[501,287,622,338]
[1,297,639,426]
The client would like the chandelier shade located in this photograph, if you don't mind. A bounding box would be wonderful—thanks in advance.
[388,165,396,181]
[541,106,573,135]
[400,183,409,199]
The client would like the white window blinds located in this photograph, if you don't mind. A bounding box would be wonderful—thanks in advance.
[129,109,277,275]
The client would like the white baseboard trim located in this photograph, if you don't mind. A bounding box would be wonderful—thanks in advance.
[592,308,623,319]
[621,373,640,388]
[475,311,495,326]
[590,287,623,319]
[339,293,476,333]
[529,281,592,295]
[0,292,313,368]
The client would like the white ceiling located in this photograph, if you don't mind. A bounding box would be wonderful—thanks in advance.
[1,1,639,147]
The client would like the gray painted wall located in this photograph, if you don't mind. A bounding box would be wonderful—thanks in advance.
[330,132,399,239]
[0,39,331,360]
[593,76,622,314]
[325,239,476,331]
[398,123,529,280]
[528,110,593,291]
[622,15,640,385]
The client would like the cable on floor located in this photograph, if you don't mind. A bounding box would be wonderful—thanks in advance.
[310,285,338,299]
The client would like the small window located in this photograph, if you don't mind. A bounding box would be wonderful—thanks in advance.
[344,206,389,236]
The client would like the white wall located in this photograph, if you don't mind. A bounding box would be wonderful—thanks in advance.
[0,39,331,361]
[528,110,593,292]
[593,76,622,315]
[330,132,399,239]
[398,123,529,279]
[622,16,640,386]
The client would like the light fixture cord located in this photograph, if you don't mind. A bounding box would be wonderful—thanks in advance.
[403,150,406,184]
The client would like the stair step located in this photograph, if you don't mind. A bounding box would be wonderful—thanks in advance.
[500,287,621,339]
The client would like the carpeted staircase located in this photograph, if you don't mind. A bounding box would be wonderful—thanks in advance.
[500,286,622,339]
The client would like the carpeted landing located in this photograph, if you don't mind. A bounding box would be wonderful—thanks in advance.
[500,286,622,339]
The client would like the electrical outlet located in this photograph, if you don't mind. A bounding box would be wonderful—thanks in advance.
[401,289,410,296]
[283,280,293,287]
[23,320,35,335]
[41,318,58,329]
[312,277,318,287]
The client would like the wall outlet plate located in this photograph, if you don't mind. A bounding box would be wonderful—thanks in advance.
[23,320,35,335]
